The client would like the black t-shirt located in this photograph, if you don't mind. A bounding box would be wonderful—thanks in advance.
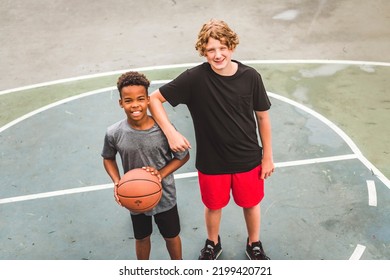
[160,60,271,174]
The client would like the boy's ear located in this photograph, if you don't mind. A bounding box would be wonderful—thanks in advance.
[119,98,123,108]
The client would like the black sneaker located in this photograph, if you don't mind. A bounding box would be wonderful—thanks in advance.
[246,239,270,260]
[198,236,222,260]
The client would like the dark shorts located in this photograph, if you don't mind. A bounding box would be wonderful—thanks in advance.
[198,165,264,210]
[130,204,180,240]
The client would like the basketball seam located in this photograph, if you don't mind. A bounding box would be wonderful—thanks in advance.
[117,179,161,188]
[117,190,162,198]
[117,178,162,198]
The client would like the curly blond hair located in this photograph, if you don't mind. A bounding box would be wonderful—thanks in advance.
[195,19,239,56]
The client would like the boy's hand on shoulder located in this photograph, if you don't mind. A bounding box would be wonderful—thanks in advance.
[142,166,162,182]
[167,130,191,152]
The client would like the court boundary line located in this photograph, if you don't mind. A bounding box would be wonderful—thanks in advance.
[1,79,385,261]
[1,60,390,96]
[0,155,375,261]
[0,86,115,134]
[0,154,360,205]
[366,180,377,207]
[268,92,390,188]
[349,244,366,260]
[1,82,389,189]
[0,84,386,205]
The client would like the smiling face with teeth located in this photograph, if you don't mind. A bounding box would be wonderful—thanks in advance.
[119,85,152,129]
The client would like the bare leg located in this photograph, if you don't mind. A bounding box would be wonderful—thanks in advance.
[135,235,151,260]
[243,203,261,244]
[205,207,222,244]
[164,235,182,260]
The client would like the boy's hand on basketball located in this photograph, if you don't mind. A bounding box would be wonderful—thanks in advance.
[113,182,122,206]
[142,166,162,182]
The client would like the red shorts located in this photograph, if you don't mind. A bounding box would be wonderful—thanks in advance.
[198,165,264,210]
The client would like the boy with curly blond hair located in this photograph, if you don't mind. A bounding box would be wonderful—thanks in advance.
[149,19,274,260]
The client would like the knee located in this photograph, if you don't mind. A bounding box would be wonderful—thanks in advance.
[205,207,222,217]
[164,235,180,242]
[136,235,151,243]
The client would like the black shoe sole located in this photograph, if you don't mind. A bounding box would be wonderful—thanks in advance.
[198,248,223,260]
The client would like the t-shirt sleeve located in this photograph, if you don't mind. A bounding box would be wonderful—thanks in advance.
[172,149,189,161]
[253,71,271,111]
[159,70,192,107]
[101,132,117,159]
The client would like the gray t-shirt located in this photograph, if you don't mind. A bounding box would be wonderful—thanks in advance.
[101,118,188,216]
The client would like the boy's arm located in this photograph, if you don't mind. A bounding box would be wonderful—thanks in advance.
[149,90,191,152]
[103,158,121,185]
[143,153,190,182]
[103,158,122,205]
[160,153,190,179]
[255,110,275,179]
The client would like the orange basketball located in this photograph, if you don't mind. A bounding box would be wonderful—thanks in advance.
[117,168,162,213]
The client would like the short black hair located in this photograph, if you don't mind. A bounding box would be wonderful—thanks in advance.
[117,71,150,97]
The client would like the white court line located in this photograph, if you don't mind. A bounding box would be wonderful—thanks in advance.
[0,86,115,134]
[1,80,389,188]
[0,175,200,204]
[349,244,366,260]
[0,64,200,96]
[0,155,366,204]
[173,172,198,179]
[0,155,357,204]
[275,154,358,167]
[0,184,113,204]
[0,81,164,134]
[268,92,390,189]
[1,60,390,96]
[367,180,378,207]
[0,71,383,261]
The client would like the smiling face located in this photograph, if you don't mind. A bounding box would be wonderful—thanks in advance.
[119,85,150,126]
[204,37,236,75]
[195,20,239,76]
